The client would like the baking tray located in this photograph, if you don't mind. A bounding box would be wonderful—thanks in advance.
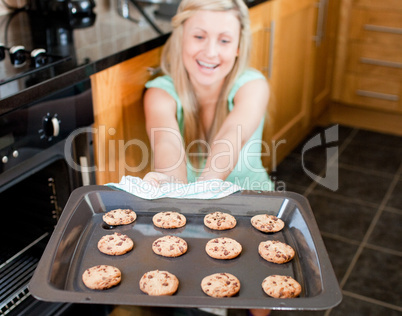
[29,185,342,310]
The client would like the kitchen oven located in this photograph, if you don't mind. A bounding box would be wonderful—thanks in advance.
[0,78,109,315]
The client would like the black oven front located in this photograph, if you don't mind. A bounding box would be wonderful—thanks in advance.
[0,79,110,315]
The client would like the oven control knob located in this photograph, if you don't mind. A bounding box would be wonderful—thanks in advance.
[40,113,61,141]
[2,156,8,164]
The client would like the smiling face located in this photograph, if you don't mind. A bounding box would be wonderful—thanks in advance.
[182,9,241,90]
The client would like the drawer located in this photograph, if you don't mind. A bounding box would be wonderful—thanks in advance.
[340,74,401,113]
[346,42,402,78]
[352,0,402,11]
[348,8,402,47]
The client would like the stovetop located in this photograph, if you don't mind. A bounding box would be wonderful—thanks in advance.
[0,11,79,87]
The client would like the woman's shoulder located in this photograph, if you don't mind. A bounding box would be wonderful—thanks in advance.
[145,75,180,103]
[237,68,266,84]
[229,68,266,100]
[145,75,174,90]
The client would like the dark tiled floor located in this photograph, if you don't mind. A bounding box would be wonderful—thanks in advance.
[267,125,402,315]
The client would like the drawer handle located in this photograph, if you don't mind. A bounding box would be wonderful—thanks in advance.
[364,24,402,35]
[267,21,275,79]
[356,90,399,102]
[360,57,402,69]
[313,0,329,47]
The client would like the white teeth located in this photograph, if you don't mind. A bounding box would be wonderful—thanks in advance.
[197,60,218,69]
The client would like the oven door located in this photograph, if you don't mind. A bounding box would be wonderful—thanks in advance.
[0,138,109,315]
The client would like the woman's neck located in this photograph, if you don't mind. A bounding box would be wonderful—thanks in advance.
[191,79,225,141]
[193,80,223,108]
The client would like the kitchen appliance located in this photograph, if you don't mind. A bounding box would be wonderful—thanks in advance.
[27,0,96,25]
[118,0,164,34]
[0,2,95,94]
[134,0,181,18]
[0,78,105,315]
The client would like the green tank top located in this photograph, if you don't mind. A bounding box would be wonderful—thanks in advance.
[145,68,273,191]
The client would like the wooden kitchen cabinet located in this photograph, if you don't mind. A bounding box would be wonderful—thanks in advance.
[310,0,340,121]
[256,0,317,170]
[249,1,273,79]
[331,0,402,135]
[91,47,162,184]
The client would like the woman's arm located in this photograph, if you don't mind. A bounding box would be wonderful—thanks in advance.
[143,87,188,184]
[199,78,269,181]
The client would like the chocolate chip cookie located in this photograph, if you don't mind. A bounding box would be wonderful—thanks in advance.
[204,211,237,230]
[139,270,179,296]
[262,275,301,298]
[82,265,121,290]
[201,273,241,297]
[251,214,285,233]
[103,209,137,226]
[97,232,134,256]
[152,235,188,257]
[205,237,242,259]
[258,240,295,264]
[152,211,186,229]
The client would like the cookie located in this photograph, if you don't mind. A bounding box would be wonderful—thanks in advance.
[205,237,242,259]
[262,275,301,298]
[251,214,285,233]
[152,235,188,257]
[152,211,186,229]
[201,273,240,298]
[97,232,134,256]
[103,209,137,226]
[204,211,237,230]
[139,270,179,296]
[82,265,121,290]
[258,240,295,264]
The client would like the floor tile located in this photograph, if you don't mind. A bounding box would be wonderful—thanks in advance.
[314,166,391,205]
[386,178,402,211]
[339,143,402,175]
[308,193,377,241]
[321,236,359,282]
[271,155,319,190]
[289,129,340,178]
[291,125,355,156]
[367,210,402,253]
[299,146,328,179]
[282,183,308,195]
[342,248,402,306]
[329,294,402,316]
[349,129,402,149]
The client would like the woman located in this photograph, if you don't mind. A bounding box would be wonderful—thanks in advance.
[143,0,273,193]
[144,3,273,315]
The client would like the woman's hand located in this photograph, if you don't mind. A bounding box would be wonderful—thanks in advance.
[143,172,174,187]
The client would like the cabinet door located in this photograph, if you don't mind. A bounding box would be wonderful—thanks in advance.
[311,0,340,120]
[249,1,273,79]
[267,0,316,167]
[91,47,162,184]
[332,0,402,113]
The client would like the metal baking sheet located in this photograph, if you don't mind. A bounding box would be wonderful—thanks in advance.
[29,185,342,310]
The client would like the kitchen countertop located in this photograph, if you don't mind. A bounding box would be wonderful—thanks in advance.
[0,0,268,115]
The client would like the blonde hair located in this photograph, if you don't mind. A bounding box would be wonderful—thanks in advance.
[161,0,251,167]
